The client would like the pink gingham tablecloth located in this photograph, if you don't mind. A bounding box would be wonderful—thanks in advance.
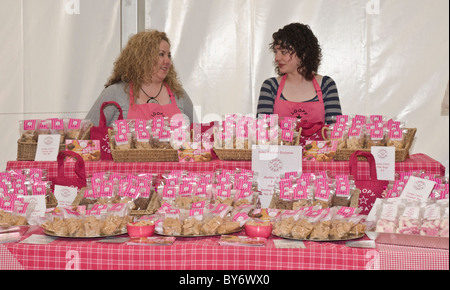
[5,154,445,180]
[1,228,371,270]
[376,243,449,270]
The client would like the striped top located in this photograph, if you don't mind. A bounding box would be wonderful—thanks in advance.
[256,76,342,124]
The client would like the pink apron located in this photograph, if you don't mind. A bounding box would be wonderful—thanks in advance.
[274,75,327,145]
[127,83,182,120]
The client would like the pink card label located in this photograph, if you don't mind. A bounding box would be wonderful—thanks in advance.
[23,120,37,131]
[68,119,82,130]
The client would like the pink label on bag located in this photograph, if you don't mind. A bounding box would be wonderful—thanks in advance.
[195,184,207,196]
[124,184,140,199]
[352,115,366,126]
[135,119,147,131]
[23,120,37,131]
[389,128,403,140]
[239,181,253,192]
[370,128,384,140]
[152,117,165,131]
[32,184,47,195]
[335,115,349,125]
[38,120,49,130]
[348,127,362,138]
[189,208,204,217]
[370,115,383,123]
[330,125,345,139]
[166,178,179,186]
[336,206,356,218]
[293,186,308,200]
[315,186,331,201]
[217,187,231,198]
[236,125,248,138]
[68,119,82,130]
[179,183,193,196]
[136,130,150,142]
[51,118,64,130]
[236,190,252,200]
[335,181,350,197]
[216,174,230,184]
[115,133,129,145]
[279,179,293,200]
[99,182,114,197]
[257,129,268,142]
[163,186,177,199]
[192,200,205,209]
[158,129,171,140]
[281,129,294,142]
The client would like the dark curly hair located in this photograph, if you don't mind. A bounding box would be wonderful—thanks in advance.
[270,23,322,81]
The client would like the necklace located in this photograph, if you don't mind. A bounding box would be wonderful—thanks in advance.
[141,82,164,104]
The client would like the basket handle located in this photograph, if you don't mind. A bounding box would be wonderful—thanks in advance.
[321,126,330,141]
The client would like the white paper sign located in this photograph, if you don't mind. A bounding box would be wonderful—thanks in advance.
[22,195,46,225]
[371,146,395,181]
[400,176,436,202]
[53,185,78,207]
[34,134,61,161]
[251,145,302,208]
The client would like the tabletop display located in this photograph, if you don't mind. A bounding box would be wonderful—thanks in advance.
[0,114,448,271]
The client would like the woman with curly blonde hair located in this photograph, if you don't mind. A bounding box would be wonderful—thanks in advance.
[86,30,194,126]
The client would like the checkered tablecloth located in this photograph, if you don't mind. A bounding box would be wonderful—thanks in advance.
[376,244,449,270]
[5,154,445,179]
[1,227,371,270]
[1,227,448,270]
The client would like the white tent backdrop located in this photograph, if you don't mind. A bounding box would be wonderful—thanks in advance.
[0,0,448,174]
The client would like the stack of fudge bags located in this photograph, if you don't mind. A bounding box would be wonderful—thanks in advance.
[367,171,449,238]
[139,168,259,236]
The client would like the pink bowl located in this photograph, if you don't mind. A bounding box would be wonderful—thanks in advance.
[127,223,155,238]
[245,224,273,238]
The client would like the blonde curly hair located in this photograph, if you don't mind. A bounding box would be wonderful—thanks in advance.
[105,30,183,101]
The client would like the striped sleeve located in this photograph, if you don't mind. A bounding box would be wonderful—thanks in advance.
[256,78,278,117]
[321,76,342,124]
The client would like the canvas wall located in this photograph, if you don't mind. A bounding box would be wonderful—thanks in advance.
[1,0,448,174]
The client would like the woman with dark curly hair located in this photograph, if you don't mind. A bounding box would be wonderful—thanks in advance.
[86,30,194,126]
[257,23,342,126]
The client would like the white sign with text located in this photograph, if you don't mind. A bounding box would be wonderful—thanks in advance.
[371,146,396,181]
[251,145,302,208]
[34,134,61,161]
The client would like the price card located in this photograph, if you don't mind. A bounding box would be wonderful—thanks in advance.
[22,195,46,224]
[371,146,395,181]
[252,145,302,208]
[400,176,437,202]
[54,185,78,207]
[35,134,61,161]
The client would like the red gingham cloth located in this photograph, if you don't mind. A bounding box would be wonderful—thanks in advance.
[5,154,445,179]
[1,228,448,270]
[377,244,449,270]
[1,227,371,270]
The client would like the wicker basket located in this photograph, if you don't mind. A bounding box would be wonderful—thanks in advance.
[17,141,66,161]
[16,125,92,161]
[71,188,158,216]
[108,129,179,162]
[334,128,417,162]
[268,189,360,209]
[214,127,302,161]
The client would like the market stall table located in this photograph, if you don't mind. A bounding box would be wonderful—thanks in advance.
[5,154,445,179]
[1,227,448,270]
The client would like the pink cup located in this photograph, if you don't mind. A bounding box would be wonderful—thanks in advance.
[127,222,155,238]
[244,224,273,238]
